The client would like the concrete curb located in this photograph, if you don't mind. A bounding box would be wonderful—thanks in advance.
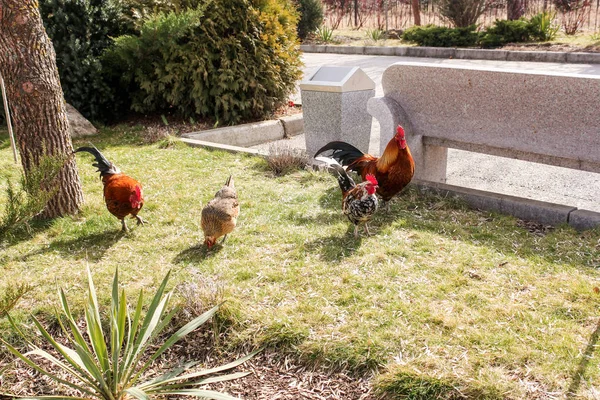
[413,180,599,230]
[180,138,268,156]
[280,114,304,138]
[569,209,600,231]
[181,114,303,147]
[300,44,600,64]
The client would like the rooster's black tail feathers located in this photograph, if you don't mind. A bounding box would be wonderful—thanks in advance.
[74,146,120,175]
[329,164,356,194]
[314,141,365,167]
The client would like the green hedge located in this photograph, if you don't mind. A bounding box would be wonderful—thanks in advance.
[296,0,324,40]
[105,0,302,125]
[402,13,559,48]
[39,0,133,122]
[479,19,533,48]
[402,25,479,47]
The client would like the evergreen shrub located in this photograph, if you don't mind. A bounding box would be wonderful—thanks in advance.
[402,25,479,47]
[479,18,532,48]
[296,0,324,40]
[106,0,302,125]
[39,0,133,122]
[403,12,559,49]
[437,0,488,27]
[118,0,203,30]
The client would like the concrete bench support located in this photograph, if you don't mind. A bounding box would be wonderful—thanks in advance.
[368,96,447,183]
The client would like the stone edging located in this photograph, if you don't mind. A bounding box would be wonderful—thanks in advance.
[300,44,600,64]
[181,114,303,148]
[412,179,600,231]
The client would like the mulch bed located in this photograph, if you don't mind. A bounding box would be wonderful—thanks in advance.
[0,323,376,400]
[212,352,376,400]
[0,352,376,399]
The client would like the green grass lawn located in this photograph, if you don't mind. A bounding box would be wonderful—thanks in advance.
[1,126,600,399]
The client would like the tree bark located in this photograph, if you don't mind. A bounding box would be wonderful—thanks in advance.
[411,0,421,26]
[0,0,83,218]
[507,0,526,20]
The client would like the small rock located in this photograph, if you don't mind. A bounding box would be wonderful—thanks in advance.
[386,29,403,40]
[66,103,97,137]
[468,270,483,280]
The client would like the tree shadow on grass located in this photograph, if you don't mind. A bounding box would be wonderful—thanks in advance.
[1,218,55,249]
[566,318,600,398]
[174,243,220,264]
[370,185,600,269]
[19,229,125,263]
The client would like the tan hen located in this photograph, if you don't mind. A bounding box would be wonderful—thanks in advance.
[201,175,239,249]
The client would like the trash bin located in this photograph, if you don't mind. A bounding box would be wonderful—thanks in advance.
[300,66,375,159]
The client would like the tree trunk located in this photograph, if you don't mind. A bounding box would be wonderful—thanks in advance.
[412,0,421,26]
[507,0,526,20]
[0,0,83,218]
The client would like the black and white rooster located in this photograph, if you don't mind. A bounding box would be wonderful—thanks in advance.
[318,157,379,237]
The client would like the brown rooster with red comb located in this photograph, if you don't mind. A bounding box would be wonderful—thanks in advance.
[74,145,145,232]
[315,125,415,210]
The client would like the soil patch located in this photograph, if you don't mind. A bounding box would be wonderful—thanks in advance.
[500,42,600,53]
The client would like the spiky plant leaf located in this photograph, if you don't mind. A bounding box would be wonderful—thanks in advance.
[1,268,256,399]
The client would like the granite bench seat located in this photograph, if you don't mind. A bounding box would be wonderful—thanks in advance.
[367,61,600,227]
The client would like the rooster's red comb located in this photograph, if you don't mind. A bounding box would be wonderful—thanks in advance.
[396,125,405,138]
[365,174,378,185]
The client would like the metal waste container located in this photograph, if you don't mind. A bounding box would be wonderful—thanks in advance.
[300,66,375,159]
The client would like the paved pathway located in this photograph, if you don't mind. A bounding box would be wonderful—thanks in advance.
[300,53,600,98]
[279,53,600,214]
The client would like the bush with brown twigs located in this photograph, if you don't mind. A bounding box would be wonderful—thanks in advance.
[265,145,309,176]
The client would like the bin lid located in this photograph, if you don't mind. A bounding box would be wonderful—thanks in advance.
[299,66,375,93]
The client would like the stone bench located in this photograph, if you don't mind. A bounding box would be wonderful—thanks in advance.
[367,61,600,228]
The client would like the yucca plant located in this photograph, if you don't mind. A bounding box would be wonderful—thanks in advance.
[0,267,257,399]
[529,11,560,41]
[366,28,385,42]
[316,25,334,42]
